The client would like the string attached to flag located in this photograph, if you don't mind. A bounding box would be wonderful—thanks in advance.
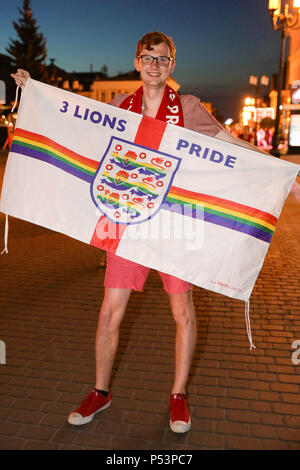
[245,300,256,350]
[1,214,8,254]
[11,85,20,113]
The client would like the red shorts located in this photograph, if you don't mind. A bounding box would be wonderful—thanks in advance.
[104,252,192,294]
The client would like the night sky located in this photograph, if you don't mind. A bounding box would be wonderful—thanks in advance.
[0,0,286,120]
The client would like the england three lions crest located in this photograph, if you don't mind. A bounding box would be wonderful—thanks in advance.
[91,137,181,224]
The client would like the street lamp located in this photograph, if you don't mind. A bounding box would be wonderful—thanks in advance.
[268,0,300,157]
[249,75,269,146]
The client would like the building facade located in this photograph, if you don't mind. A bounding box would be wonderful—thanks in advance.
[285,29,300,150]
[86,74,180,103]
[269,28,300,151]
[46,62,180,103]
[287,28,300,85]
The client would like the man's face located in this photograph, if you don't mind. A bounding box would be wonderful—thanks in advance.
[134,42,175,89]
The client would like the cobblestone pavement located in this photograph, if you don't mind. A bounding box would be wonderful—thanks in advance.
[0,153,299,450]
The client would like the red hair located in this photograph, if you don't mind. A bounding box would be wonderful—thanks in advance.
[136,31,176,60]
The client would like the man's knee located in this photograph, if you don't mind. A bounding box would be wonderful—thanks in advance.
[97,306,124,334]
[98,288,131,332]
[171,304,196,328]
[169,291,196,326]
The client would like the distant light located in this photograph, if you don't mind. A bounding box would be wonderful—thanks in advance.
[260,75,269,86]
[293,0,300,9]
[268,0,280,10]
[224,118,233,125]
[242,110,253,126]
[249,75,258,86]
[245,97,255,106]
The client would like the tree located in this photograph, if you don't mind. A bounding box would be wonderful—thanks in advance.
[6,0,48,82]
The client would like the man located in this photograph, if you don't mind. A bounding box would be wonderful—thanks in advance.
[11,31,257,434]
[68,32,224,434]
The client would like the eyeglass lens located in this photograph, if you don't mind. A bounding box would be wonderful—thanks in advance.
[140,55,170,65]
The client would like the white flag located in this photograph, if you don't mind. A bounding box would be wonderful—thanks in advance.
[1,79,299,305]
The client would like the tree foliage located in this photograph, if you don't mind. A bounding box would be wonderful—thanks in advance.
[6,0,48,81]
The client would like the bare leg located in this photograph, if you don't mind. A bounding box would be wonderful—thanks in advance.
[95,287,132,390]
[168,289,197,394]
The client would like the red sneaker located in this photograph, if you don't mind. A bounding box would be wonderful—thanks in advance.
[68,389,111,425]
[169,393,191,433]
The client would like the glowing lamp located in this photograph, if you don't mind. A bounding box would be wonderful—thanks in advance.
[268,0,281,10]
[293,0,300,8]
[249,75,258,86]
[260,75,269,86]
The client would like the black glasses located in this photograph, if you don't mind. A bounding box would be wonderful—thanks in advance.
[137,55,173,66]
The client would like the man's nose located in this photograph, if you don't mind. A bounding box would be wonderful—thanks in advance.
[150,58,160,67]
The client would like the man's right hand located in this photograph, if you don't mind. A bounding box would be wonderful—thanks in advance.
[10,69,30,89]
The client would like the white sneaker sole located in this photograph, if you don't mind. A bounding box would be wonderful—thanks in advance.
[170,418,191,434]
[68,400,111,426]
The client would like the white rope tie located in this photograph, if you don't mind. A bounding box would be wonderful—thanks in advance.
[11,85,20,113]
[245,300,256,350]
[1,214,8,254]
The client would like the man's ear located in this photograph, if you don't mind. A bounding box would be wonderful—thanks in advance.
[170,59,175,74]
[134,57,140,72]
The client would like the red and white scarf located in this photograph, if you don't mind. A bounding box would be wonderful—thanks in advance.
[120,84,184,127]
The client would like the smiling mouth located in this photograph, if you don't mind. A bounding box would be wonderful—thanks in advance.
[148,72,161,77]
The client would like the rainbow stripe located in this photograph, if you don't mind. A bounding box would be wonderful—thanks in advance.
[165,186,277,243]
[11,128,277,243]
[11,128,98,182]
